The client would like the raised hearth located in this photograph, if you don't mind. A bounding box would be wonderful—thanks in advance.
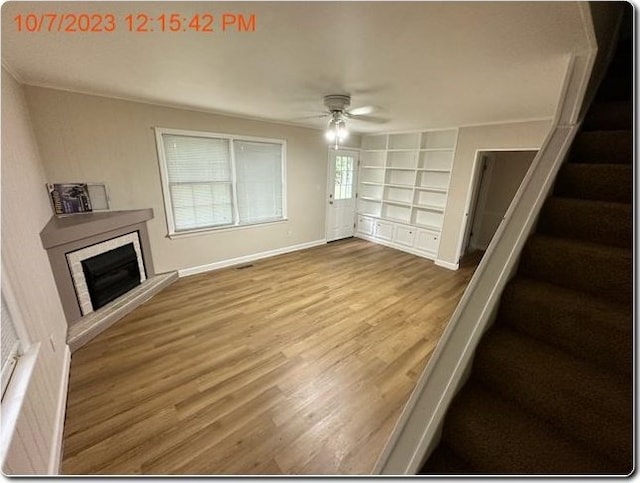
[40,209,177,351]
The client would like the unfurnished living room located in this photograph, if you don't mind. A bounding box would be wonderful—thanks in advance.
[0,1,634,476]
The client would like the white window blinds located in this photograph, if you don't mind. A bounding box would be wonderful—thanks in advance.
[162,134,233,231]
[234,140,283,225]
[157,129,285,234]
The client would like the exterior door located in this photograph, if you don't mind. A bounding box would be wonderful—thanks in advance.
[326,149,358,241]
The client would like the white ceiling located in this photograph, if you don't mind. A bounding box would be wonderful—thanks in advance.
[2,2,591,134]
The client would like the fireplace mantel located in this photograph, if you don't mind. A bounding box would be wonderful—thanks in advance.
[40,209,154,249]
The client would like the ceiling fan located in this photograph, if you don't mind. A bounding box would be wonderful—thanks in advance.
[304,94,387,149]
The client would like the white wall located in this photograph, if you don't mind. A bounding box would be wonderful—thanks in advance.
[438,120,552,265]
[24,86,355,274]
[1,68,69,474]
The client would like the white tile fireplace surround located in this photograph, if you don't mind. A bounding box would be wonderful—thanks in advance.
[67,232,146,316]
[40,209,177,351]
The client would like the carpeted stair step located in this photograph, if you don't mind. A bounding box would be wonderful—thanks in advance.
[569,130,632,164]
[498,278,632,375]
[519,235,632,306]
[581,101,632,131]
[472,327,632,470]
[419,442,473,474]
[439,382,615,474]
[538,197,632,248]
[553,163,632,203]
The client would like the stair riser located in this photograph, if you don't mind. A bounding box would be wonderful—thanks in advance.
[519,239,632,306]
[594,76,632,103]
[538,199,632,249]
[582,102,632,131]
[570,131,632,164]
[554,164,632,203]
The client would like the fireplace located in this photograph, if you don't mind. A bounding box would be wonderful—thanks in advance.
[66,231,147,316]
[40,209,178,351]
[81,243,141,311]
[40,209,156,323]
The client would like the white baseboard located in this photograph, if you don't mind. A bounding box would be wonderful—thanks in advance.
[435,258,459,270]
[178,239,327,277]
[48,344,71,475]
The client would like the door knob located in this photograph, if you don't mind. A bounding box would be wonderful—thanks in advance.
[329,201,333,205]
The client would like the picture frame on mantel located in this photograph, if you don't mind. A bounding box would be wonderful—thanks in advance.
[86,183,111,212]
[47,183,92,216]
[47,182,111,216]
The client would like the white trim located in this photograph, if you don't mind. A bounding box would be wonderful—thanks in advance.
[0,343,40,469]
[434,259,459,270]
[47,345,70,475]
[178,239,327,277]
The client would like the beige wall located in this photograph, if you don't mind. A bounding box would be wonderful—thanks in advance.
[24,87,351,274]
[470,150,536,251]
[1,68,69,473]
[438,120,553,265]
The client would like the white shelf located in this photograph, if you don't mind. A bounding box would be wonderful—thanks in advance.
[384,200,413,208]
[415,186,448,193]
[414,204,445,212]
[384,183,414,188]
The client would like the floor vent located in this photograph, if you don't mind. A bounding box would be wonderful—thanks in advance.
[236,264,254,270]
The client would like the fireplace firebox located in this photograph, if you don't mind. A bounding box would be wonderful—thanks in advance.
[81,243,141,311]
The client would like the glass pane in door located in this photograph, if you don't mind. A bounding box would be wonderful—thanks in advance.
[334,155,354,200]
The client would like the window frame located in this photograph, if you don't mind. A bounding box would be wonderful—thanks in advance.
[155,127,287,237]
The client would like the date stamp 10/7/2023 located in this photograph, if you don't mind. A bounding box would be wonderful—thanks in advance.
[12,12,257,33]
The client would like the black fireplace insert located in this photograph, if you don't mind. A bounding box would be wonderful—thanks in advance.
[81,243,141,311]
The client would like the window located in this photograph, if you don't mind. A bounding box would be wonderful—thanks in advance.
[155,128,286,235]
[1,293,22,399]
[334,154,354,200]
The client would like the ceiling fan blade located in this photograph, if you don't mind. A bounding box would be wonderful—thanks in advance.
[347,105,377,116]
[349,114,389,124]
[291,113,330,121]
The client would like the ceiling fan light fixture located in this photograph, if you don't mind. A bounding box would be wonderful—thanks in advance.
[326,113,348,148]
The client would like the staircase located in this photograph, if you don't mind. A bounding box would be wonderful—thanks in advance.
[420,32,633,475]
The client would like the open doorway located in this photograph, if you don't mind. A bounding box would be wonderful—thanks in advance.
[461,150,537,258]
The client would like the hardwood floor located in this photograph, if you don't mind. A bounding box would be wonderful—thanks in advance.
[61,238,479,475]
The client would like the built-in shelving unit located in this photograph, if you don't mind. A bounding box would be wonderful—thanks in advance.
[356,128,457,260]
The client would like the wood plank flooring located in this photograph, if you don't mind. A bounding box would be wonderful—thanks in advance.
[61,238,480,475]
